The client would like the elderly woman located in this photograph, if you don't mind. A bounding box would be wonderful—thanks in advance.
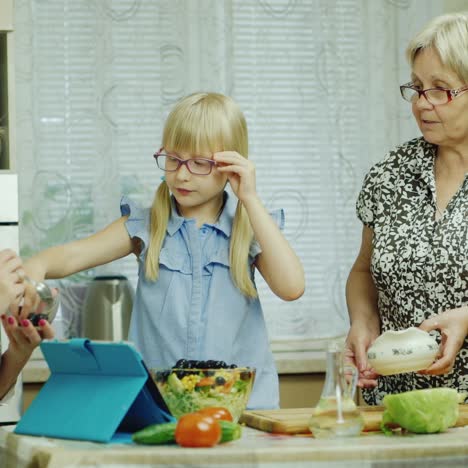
[346,12,468,404]
[0,249,54,401]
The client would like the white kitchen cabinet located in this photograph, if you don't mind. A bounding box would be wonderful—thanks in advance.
[0,0,15,172]
[0,0,22,424]
[0,173,22,423]
[0,0,13,31]
[0,224,19,251]
[0,173,18,221]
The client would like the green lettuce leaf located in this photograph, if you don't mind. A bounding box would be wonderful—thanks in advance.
[381,388,459,434]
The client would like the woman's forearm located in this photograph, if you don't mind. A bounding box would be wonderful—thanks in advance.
[346,269,380,326]
[0,349,27,400]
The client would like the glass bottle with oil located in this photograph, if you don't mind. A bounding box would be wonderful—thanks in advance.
[309,341,364,438]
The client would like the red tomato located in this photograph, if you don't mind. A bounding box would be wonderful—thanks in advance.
[197,407,233,422]
[175,413,221,448]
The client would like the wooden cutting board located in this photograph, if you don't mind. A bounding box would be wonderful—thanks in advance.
[239,404,468,434]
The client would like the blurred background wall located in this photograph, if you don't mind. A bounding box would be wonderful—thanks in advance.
[13,0,461,350]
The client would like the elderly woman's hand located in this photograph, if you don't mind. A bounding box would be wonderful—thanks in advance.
[0,314,54,367]
[418,307,468,375]
[0,249,26,315]
[345,319,381,388]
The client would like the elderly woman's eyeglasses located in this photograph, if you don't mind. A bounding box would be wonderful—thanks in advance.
[153,148,215,176]
[400,82,468,106]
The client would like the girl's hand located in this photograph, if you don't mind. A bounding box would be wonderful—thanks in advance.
[213,151,257,203]
[0,314,55,366]
[345,320,380,388]
[0,249,26,315]
[418,307,468,375]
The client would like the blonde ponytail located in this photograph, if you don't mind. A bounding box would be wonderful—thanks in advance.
[230,202,257,298]
[145,182,171,280]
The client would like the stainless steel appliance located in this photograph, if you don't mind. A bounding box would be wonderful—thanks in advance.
[0,173,23,423]
[82,275,134,341]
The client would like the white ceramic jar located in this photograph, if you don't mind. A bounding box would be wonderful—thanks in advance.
[367,327,439,376]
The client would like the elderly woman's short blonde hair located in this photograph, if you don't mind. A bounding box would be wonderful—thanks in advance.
[406,12,468,81]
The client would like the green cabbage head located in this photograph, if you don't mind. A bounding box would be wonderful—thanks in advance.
[381,388,459,434]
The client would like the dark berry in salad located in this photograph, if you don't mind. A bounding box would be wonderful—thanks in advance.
[240,370,252,381]
[172,359,238,369]
[154,369,171,382]
[175,370,189,379]
[215,376,226,385]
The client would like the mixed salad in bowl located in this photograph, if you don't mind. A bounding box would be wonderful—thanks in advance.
[152,359,256,422]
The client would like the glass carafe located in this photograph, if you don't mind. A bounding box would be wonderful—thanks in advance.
[308,341,364,438]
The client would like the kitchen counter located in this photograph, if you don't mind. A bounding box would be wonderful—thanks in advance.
[22,348,329,384]
[22,359,50,384]
[21,340,333,411]
[2,424,468,468]
[21,349,329,412]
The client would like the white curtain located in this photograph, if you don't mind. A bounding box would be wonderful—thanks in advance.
[14,0,442,347]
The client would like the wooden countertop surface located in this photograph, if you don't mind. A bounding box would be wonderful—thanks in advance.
[2,423,468,468]
[240,405,468,434]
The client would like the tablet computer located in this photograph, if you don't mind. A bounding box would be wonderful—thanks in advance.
[15,339,174,443]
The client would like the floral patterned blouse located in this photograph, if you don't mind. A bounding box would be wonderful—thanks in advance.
[356,137,468,405]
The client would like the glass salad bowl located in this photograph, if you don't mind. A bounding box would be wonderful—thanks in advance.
[151,360,256,423]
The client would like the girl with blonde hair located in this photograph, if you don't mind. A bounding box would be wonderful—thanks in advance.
[18,92,305,409]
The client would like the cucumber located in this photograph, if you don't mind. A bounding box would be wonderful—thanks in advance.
[219,420,242,443]
[132,422,177,445]
[132,420,242,445]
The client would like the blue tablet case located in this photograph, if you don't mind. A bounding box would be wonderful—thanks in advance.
[15,339,174,443]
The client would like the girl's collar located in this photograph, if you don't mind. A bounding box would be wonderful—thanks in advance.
[166,191,235,237]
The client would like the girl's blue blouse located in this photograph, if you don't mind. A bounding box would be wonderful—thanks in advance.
[120,192,284,409]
